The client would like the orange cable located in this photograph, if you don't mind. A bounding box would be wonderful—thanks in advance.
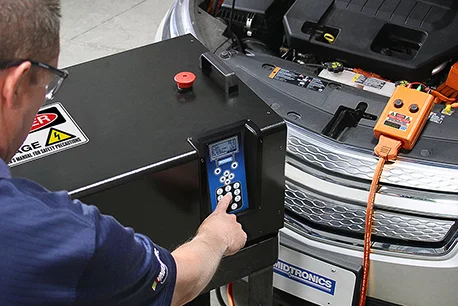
[227,282,235,306]
[359,135,402,306]
[207,0,213,13]
[431,89,457,104]
[359,157,385,306]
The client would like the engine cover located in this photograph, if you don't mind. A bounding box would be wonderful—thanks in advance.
[284,0,458,80]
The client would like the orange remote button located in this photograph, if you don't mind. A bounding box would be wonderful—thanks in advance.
[374,86,435,150]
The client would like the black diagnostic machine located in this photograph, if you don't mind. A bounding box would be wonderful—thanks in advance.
[11,35,286,305]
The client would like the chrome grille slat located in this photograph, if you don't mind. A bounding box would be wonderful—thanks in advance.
[285,183,455,243]
[287,126,458,193]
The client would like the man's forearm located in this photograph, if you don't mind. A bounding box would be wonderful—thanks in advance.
[171,233,226,306]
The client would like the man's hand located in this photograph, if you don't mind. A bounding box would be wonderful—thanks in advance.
[171,194,247,305]
[196,194,247,256]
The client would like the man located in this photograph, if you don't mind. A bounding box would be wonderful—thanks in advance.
[0,1,247,305]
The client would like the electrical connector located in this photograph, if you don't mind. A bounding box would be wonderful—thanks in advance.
[374,135,403,161]
[324,61,345,73]
[443,104,453,116]
[445,62,458,91]
[395,80,409,87]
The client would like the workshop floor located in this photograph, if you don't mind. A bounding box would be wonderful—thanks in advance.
[60,0,243,305]
[59,0,171,68]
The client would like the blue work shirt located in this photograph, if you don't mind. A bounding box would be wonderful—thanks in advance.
[0,158,176,305]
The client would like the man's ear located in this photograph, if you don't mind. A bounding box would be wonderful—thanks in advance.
[2,62,32,109]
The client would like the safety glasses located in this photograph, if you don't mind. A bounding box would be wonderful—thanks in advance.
[0,60,68,101]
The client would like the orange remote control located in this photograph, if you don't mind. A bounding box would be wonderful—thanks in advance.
[374,86,435,150]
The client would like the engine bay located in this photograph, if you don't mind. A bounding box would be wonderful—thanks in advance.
[201,0,458,92]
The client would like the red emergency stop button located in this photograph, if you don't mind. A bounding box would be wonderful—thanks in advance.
[174,72,196,91]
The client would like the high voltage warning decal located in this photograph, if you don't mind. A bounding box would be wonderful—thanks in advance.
[269,66,328,92]
[46,128,75,146]
[8,102,89,167]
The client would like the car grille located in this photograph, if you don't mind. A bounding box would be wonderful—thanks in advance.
[287,128,458,193]
[284,124,458,255]
[285,181,455,244]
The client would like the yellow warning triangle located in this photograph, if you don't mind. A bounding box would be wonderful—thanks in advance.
[46,128,75,146]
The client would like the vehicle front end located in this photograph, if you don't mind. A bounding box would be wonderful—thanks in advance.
[157,1,458,305]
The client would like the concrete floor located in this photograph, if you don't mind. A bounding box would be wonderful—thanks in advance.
[60,0,171,68]
[59,1,239,305]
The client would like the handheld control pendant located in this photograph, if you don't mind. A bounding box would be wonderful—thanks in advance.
[206,135,249,213]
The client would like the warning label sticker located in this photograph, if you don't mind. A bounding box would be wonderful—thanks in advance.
[352,74,386,89]
[269,67,328,92]
[384,111,412,131]
[8,102,88,167]
[429,112,445,124]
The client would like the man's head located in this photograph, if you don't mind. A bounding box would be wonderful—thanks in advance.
[0,0,61,162]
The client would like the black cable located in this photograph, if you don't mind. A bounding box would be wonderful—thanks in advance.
[231,32,243,52]
[216,286,228,306]
[213,0,243,54]
[211,0,219,16]
[302,63,326,69]
[227,0,244,52]
[227,0,236,36]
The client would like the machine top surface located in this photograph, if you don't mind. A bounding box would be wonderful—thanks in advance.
[11,35,282,195]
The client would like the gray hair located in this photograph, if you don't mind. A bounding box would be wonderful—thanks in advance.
[0,0,61,62]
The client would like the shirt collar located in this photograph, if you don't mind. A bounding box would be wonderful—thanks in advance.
[0,158,12,179]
